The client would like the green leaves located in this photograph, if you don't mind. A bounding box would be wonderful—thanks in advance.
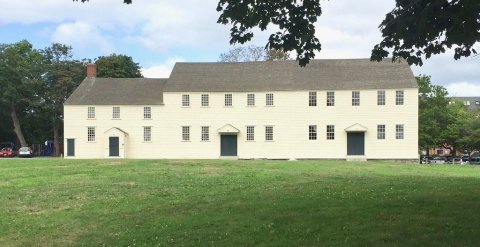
[95,54,143,78]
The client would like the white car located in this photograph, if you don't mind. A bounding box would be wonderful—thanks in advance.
[18,147,33,158]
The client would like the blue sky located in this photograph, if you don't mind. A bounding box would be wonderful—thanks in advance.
[0,0,479,96]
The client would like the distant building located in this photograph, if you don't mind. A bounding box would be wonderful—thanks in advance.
[450,97,480,111]
[64,59,419,160]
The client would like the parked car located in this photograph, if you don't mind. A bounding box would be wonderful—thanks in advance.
[0,147,15,157]
[430,156,446,164]
[446,157,463,164]
[470,157,480,165]
[18,147,33,158]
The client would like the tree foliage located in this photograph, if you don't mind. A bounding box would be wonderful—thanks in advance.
[219,45,291,62]
[95,54,143,78]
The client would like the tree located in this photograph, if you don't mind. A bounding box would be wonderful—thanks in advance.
[0,40,46,147]
[42,43,86,156]
[95,54,143,78]
[219,45,291,62]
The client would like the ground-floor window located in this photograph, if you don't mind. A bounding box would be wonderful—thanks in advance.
[396,124,404,139]
[327,125,335,140]
[246,126,255,141]
[377,125,385,139]
[309,125,317,140]
[143,126,152,142]
[182,126,190,141]
[201,126,210,141]
[265,126,274,141]
[87,127,95,142]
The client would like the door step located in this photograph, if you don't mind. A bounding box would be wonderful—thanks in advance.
[346,155,367,162]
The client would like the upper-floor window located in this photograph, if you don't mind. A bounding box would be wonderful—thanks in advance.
[309,92,317,106]
[201,126,210,141]
[377,90,385,105]
[225,93,233,107]
[309,125,317,140]
[266,93,274,106]
[143,126,152,142]
[396,90,404,105]
[352,91,360,106]
[144,106,151,119]
[265,126,274,141]
[182,94,190,107]
[87,127,95,142]
[327,125,335,140]
[377,125,385,140]
[201,94,209,107]
[247,93,255,106]
[246,126,255,141]
[396,124,404,139]
[327,91,335,106]
[87,106,95,119]
[112,106,120,119]
[182,126,190,141]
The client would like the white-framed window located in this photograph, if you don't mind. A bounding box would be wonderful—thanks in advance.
[265,126,274,141]
[246,126,255,141]
[182,126,190,141]
[266,93,274,106]
[87,106,95,119]
[327,125,335,140]
[143,126,152,142]
[377,90,385,105]
[327,91,335,106]
[201,126,209,141]
[396,124,404,139]
[201,94,209,107]
[377,125,385,140]
[182,94,190,107]
[112,106,120,119]
[437,149,444,155]
[352,91,360,106]
[225,93,233,107]
[396,90,404,105]
[309,125,317,140]
[247,93,255,106]
[309,92,317,106]
[144,106,151,119]
[87,127,95,142]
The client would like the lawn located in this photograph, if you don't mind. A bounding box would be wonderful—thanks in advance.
[1,159,480,246]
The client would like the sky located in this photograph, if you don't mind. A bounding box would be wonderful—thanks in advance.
[0,0,478,96]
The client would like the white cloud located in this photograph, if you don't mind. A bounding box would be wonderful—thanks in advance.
[142,57,185,78]
[446,82,480,97]
[52,21,113,53]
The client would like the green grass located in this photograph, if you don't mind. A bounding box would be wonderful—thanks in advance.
[1,159,480,246]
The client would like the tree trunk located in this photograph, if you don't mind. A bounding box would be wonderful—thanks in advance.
[53,125,60,157]
[10,104,27,147]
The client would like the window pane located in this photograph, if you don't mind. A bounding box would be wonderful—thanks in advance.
[112,106,120,119]
[201,94,209,107]
[201,126,209,141]
[309,92,317,106]
[377,90,385,105]
[225,94,233,106]
[247,94,255,106]
[265,126,273,141]
[327,125,335,140]
[246,126,255,141]
[352,91,360,106]
[182,126,190,141]
[377,125,385,139]
[88,106,95,119]
[396,124,404,139]
[182,94,190,107]
[266,93,274,106]
[327,92,335,106]
[309,125,317,140]
[144,106,151,119]
[396,90,404,105]
[87,127,95,142]
[144,126,151,142]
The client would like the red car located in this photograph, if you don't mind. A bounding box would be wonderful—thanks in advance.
[0,147,15,157]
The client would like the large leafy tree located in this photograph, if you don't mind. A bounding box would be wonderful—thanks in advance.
[42,43,86,156]
[219,45,291,62]
[78,0,479,66]
[95,54,143,78]
[0,40,46,147]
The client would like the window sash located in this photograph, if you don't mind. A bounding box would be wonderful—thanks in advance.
[309,125,317,140]
[396,90,404,105]
[327,92,335,106]
[396,124,404,139]
[225,94,233,106]
[182,126,190,141]
[266,93,274,106]
[201,94,209,107]
[87,127,95,142]
[377,90,385,105]
[377,125,385,139]
[87,107,95,119]
[265,126,273,141]
[352,91,360,106]
[327,125,335,140]
[143,126,152,142]
[309,92,317,106]
[144,106,151,119]
[247,94,255,106]
[182,94,190,107]
[112,107,120,119]
[246,126,255,141]
[201,126,209,141]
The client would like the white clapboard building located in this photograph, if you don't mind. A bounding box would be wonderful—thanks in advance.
[64,59,418,160]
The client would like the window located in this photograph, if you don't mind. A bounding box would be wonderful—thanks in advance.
[87,127,95,142]
[225,93,233,107]
[247,93,255,106]
[377,125,385,140]
[352,91,360,106]
[396,90,404,105]
[182,126,190,141]
[182,94,190,107]
[246,126,255,141]
[309,92,317,106]
[377,90,385,105]
[265,126,273,141]
[437,149,444,155]
[87,106,95,119]
[144,106,151,119]
[327,125,335,140]
[112,106,120,119]
[201,94,209,107]
[201,126,209,141]
[309,125,317,140]
[327,91,335,106]
[143,126,152,142]
[266,93,274,106]
[396,124,404,139]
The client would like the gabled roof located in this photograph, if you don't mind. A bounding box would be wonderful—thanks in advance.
[165,58,417,92]
[64,78,167,105]
[217,124,240,134]
[345,123,368,132]
[450,97,480,111]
